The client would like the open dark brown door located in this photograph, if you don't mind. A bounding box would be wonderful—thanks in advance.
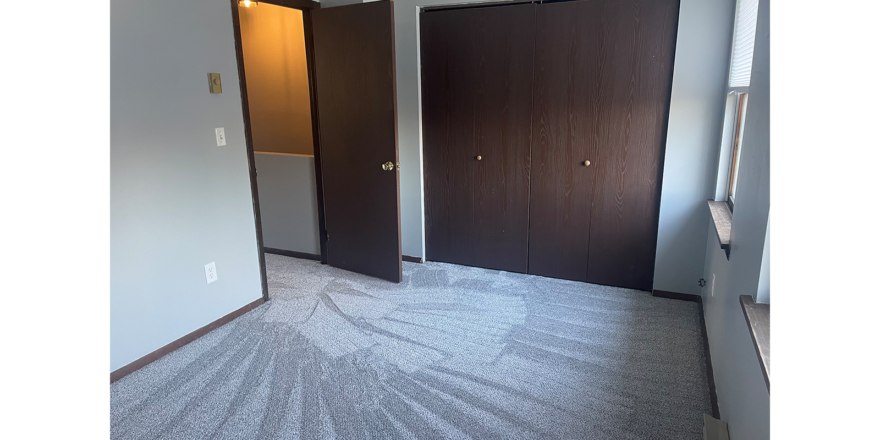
[311,1,401,282]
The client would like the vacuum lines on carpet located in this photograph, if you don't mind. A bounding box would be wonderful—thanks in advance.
[111,254,712,439]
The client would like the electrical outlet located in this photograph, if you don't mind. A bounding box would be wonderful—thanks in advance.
[215,127,226,146]
[711,274,716,297]
[205,262,218,284]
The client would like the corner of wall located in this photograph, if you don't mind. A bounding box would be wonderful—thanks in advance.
[698,0,771,437]
[652,0,736,296]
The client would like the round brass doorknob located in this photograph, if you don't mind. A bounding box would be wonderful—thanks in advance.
[382,161,394,171]
[476,155,482,161]
[583,160,591,166]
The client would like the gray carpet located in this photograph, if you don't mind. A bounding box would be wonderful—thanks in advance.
[111,255,712,439]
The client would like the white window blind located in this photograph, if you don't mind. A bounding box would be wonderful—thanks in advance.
[728,0,760,88]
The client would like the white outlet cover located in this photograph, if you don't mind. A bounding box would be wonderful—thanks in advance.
[205,262,218,284]
[215,127,226,146]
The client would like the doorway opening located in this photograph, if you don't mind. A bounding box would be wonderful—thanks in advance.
[232,0,404,300]
[232,0,328,301]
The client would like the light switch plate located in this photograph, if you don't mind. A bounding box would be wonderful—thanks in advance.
[205,262,218,284]
[208,73,222,93]
[215,127,226,146]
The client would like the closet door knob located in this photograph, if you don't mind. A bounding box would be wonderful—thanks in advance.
[476,155,482,161]
[583,160,591,166]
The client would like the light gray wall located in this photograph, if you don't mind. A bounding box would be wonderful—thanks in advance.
[652,0,737,295]
[255,154,321,255]
[392,0,738,294]
[111,0,262,371]
[701,0,770,438]
[756,214,770,304]
[320,0,362,8]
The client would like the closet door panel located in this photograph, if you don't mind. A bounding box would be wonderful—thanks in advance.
[471,4,535,273]
[585,0,679,290]
[421,4,535,272]
[528,0,603,282]
[421,10,478,267]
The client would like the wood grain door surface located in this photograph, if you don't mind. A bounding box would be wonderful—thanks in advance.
[420,0,678,290]
[530,0,679,290]
[311,1,402,282]
[421,4,535,273]
[581,0,678,291]
[528,0,603,282]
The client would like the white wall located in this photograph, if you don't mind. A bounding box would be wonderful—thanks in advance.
[111,0,263,371]
[254,154,321,255]
[701,0,771,438]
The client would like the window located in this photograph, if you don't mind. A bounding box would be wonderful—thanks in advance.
[719,0,760,211]
[727,92,748,210]
[728,0,760,90]
[756,214,770,304]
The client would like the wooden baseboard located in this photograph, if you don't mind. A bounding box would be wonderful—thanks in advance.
[740,295,770,392]
[652,289,701,303]
[110,297,265,384]
[264,247,321,261]
[267,248,420,265]
[267,248,420,264]
[652,289,720,419]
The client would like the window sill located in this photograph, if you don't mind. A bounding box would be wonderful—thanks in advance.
[707,200,732,253]
[740,295,770,392]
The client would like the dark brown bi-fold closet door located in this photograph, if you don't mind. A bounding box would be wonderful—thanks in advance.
[528,0,678,289]
[528,0,603,282]
[421,4,535,273]
[421,0,678,291]
[529,0,679,290]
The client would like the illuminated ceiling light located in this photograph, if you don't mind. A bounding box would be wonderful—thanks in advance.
[239,0,258,7]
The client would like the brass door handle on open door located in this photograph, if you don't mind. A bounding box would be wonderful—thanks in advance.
[382,161,394,171]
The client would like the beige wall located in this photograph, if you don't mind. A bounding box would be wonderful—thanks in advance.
[240,4,313,155]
